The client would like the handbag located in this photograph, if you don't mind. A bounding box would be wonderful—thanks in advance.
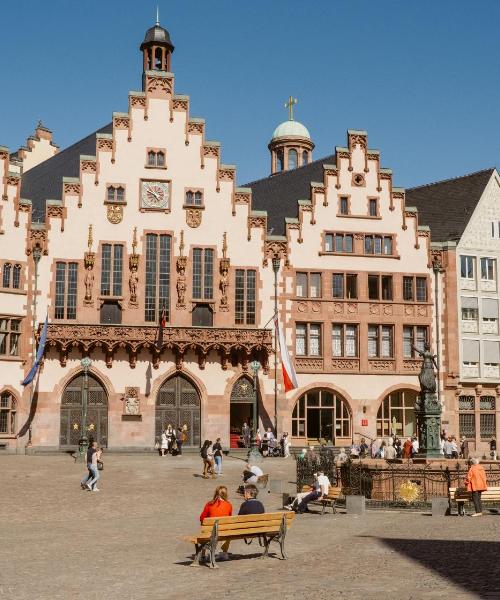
[97,460,104,471]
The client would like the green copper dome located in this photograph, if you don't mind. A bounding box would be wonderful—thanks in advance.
[272,120,311,140]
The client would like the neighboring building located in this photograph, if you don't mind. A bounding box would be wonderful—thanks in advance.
[1,19,434,452]
[407,168,500,454]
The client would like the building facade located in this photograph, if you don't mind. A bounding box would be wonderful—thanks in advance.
[408,169,500,455]
[0,21,436,452]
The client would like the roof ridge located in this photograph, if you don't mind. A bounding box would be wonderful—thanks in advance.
[407,167,495,191]
[244,153,333,187]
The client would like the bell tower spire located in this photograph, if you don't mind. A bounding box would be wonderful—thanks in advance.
[140,14,175,90]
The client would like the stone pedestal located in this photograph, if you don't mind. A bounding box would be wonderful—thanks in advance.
[415,392,442,459]
[346,495,366,515]
[431,497,449,516]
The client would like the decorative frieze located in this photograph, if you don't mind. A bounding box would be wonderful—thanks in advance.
[295,357,324,372]
[331,358,360,371]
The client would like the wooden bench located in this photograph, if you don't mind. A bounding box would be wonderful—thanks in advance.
[449,486,500,515]
[300,485,342,515]
[186,511,295,568]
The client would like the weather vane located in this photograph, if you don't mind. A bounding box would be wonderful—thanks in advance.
[285,96,298,121]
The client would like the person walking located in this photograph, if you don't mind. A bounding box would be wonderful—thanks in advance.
[465,458,488,516]
[82,441,101,492]
[176,427,186,456]
[199,486,233,561]
[81,440,97,489]
[165,424,175,454]
[213,437,223,475]
[160,428,169,457]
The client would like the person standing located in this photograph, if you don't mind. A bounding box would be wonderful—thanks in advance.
[160,428,169,457]
[465,458,488,516]
[176,427,185,456]
[490,438,497,461]
[402,438,413,459]
[411,435,419,456]
[460,436,469,460]
[200,440,214,478]
[165,424,175,454]
[242,422,250,448]
[213,438,223,476]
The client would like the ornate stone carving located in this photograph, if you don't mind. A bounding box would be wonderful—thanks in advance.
[175,230,187,309]
[416,305,427,317]
[332,303,344,314]
[369,304,380,315]
[352,173,366,187]
[336,150,350,159]
[382,304,393,316]
[368,360,394,372]
[64,182,81,196]
[81,160,97,173]
[234,191,251,205]
[84,226,95,306]
[404,305,415,316]
[346,303,358,314]
[188,121,204,134]
[186,208,202,228]
[203,145,219,159]
[331,359,360,371]
[263,239,288,267]
[124,387,140,415]
[44,323,273,369]
[27,228,48,256]
[403,359,421,372]
[348,133,367,150]
[130,96,146,108]
[146,76,172,95]
[173,98,189,111]
[46,205,63,219]
[219,232,230,311]
[97,138,113,151]
[218,168,235,182]
[295,357,324,371]
[113,117,130,129]
[107,204,123,224]
[6,175,20,187]
[129,227,139,307]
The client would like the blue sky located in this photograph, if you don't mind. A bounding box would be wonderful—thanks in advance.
[1,0,499,187]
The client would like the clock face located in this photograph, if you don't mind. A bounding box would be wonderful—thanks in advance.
[141,181,170,210]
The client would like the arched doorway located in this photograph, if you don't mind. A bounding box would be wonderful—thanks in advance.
[230,376,254,448]
[60,373,108,448]
[376,389,418,438]
[292,388,351,444]
[156,374,201,447]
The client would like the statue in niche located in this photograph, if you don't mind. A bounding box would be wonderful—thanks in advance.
[129,267,139,305]
[219,267,229,310]
[176,258,187,309]
[84,265,94,303]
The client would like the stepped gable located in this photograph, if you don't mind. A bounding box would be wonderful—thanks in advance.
[20,123,113,222]
[245,154,334,234]
[406,168,494,243]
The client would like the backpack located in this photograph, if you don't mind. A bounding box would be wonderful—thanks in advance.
[200,446,208,459]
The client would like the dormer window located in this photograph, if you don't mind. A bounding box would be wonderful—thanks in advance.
[147,150,165,167]
[107,186,125,203]
[185,190,203,207]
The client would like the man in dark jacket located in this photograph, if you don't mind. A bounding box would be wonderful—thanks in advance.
[238,484,265,515]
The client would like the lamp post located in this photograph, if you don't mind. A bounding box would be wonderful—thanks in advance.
[78,357,92,461]
[272,257,280,436]
[248,360,262,462]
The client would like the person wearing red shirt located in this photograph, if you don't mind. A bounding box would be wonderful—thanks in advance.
[199,486,233,561]
[465,458,488,516]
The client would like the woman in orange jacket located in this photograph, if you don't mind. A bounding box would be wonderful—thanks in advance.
[199,486,233,560]
[464,458,488,516]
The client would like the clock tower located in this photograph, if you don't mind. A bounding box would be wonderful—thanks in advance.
[140,10,175,90]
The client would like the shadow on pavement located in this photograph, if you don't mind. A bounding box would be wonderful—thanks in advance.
[372,537,500,597]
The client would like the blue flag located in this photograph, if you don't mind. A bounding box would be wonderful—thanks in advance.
[22,316,48,386]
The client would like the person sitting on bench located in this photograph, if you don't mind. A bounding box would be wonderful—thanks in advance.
[238,484,265,515]
[242,463,263,484]
[296,471,330,514]
[199,485,233,561]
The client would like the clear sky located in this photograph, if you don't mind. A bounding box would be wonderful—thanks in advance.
[1,0,499,187]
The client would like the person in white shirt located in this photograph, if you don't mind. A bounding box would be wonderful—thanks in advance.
[242,463,263,484]
[412,436,419,456]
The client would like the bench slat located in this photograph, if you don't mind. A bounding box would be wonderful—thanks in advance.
[202,512,294,525]
[194,526,286,541]
[201,519,285,533]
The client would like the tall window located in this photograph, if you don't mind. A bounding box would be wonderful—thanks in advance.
[12,265,21,289]
[0,392,16,434]
[403,276,427,302]
[368,274,393,300]
[145,234,171,322]
[403,326,428,358]
[106,186,125,203]
[480,396,496,440]
[0,318,21,357]
[55,262,78,319]
[460,255,475,279]
[192,248,214,300]
[235,269,256,325]
[364,235,393,255]
[288,149,298,169]
[301,150,308,166]
[368,325,393,358]
[377,390,417,437]
[458,396,475,438]
[332,273,357,299]
[2,263,11,288]
[296,272,321,298]
[295,323,321,356]
[185,190,203,206]
[277,151,284,171]
[480,257,496,281]
[332,324,358,357]
[325,233,354,253]
[100,244,123,296]
[339,197,349,215]
[369,199,378,217]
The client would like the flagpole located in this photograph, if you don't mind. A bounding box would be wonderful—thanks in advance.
[26,247,42,449]
[272,258,280,435]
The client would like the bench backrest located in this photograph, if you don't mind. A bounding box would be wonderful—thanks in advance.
[301,485,342,499]
[201,512,294,537]
[449,486,500,499]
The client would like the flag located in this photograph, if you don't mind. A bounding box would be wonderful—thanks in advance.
[155,306,167,349]
[22,315,48,386]
[274,313,298,392]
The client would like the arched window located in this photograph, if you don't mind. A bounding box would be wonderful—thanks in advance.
[154,47,163,70]
[292,388,351,441]
[288,149,298,170]
[2,263,11,288]
[302,150,308,166]
[147,150,156,166]
[0,391,16,434]
[377,389,418,438]
[156,151,165,167]
[277,151,284,172]
[12,265,21,289]
[185,190,203,207]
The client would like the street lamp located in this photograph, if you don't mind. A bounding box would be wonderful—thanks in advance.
[248,360,262,462]
[271,257,280,436]
[77,357,92,461]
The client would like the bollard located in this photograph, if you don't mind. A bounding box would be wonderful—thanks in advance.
[431,497,449,517]
[346,495,366,515]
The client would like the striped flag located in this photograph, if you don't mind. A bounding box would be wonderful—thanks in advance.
[274,313,298,392]
[155,306,167,349]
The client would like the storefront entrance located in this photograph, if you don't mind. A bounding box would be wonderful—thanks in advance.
[156,374,201,447]
[292,388,351,445]
[230,376,254,448]
[60,373,108,449]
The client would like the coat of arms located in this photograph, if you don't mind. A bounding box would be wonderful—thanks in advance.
[107,204,123,224]
[186,208,202,228]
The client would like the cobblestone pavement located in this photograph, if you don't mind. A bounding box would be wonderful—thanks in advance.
[1,453,499,600]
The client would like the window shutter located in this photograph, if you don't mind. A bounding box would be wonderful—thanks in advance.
[462,340,480,362]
